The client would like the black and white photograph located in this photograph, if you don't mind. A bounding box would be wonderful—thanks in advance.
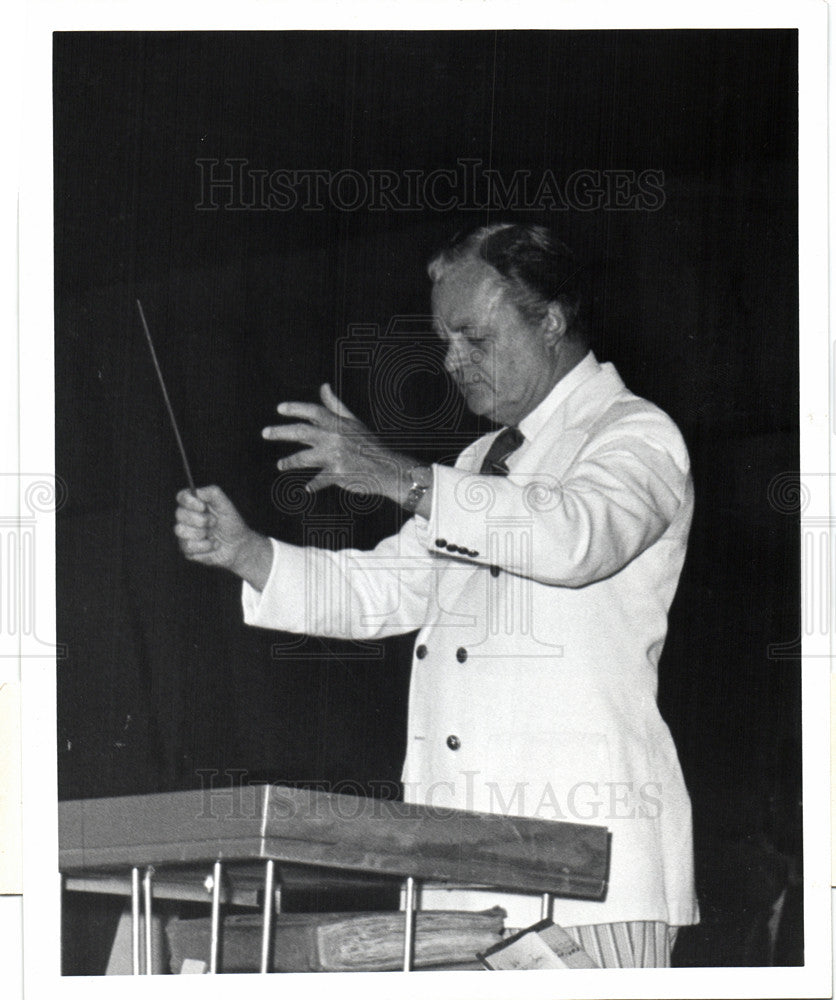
[7,3,832,998]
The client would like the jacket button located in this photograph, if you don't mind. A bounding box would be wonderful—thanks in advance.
[490,564,500,577]
[469,550,479,558]
[435,538,447,548]
[446,735,461,751]
[415,644,427,659]
[456,647,468,663]
[446,543,458,552]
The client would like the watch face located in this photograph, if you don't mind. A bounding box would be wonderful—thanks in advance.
[410,466,433,489]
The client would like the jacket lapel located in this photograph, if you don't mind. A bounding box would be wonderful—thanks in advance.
[514,363,627,478]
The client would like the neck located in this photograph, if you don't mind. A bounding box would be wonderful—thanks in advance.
[553,338,589,382]
[522,340,588,419]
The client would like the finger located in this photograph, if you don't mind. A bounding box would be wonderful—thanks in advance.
[186,551,222,564]
[194,485,237,519]
[175,506,215,528]
[177,489,207,512]
[275,401,333,425]
[320,383,357,420]
[262,422,323,443]
[178,535,219,555]
[304,472,333,494]
[275,447,320,472]
[194,485,229,509]
[174,522,211,541]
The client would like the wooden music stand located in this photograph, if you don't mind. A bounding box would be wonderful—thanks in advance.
[59,784,610,974]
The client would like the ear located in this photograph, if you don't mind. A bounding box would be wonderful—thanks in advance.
[542,303,568,347]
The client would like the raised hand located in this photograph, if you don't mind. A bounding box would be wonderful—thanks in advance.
[262,383,412,499]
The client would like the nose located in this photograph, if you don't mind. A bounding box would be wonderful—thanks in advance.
[443,336,470,376]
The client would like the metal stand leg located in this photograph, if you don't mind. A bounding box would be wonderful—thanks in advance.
[540,892,553,922]
[142,867,154,975]
[209,860,223,974]
[131,867,141,975]
[259,859,275,974]
[402,876,416,972]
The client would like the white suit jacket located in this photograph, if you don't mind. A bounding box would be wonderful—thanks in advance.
[243,353,698,928]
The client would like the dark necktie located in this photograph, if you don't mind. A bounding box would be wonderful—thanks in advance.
[479,426,524,476]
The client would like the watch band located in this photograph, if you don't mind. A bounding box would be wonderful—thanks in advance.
[403,466,433,513]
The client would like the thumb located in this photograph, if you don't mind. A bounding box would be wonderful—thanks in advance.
[195,484,235,514]
[320,382,357,420]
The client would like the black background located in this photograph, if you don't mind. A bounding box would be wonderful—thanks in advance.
[54,30,800,965]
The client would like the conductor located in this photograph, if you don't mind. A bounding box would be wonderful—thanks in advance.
[174,223,698,967]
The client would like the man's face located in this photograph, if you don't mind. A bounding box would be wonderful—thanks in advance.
[432,258,557,427]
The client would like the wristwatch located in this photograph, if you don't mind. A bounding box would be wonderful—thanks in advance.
[403,465,433,513]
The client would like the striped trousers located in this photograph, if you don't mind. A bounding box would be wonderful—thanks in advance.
[561,922,678,968]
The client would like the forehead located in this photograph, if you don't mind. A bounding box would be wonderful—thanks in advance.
[431,258,506,326]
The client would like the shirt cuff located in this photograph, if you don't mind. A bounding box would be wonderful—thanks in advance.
[241,536,280,623]
[412,462,484,555]
[241,536,314,632]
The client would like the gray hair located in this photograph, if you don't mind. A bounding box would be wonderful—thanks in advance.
[428,223,586,341]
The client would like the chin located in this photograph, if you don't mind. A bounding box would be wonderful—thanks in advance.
[463,385,493,415]
[467,400,516,427]
[464,398,495,420]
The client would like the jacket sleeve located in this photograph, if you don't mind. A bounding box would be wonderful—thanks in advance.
[241,516,436,639]
[414,405,692,588]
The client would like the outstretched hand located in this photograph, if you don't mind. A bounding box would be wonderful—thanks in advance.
[263,383,411,499]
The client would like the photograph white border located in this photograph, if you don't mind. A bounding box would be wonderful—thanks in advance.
[11,2,832,998]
